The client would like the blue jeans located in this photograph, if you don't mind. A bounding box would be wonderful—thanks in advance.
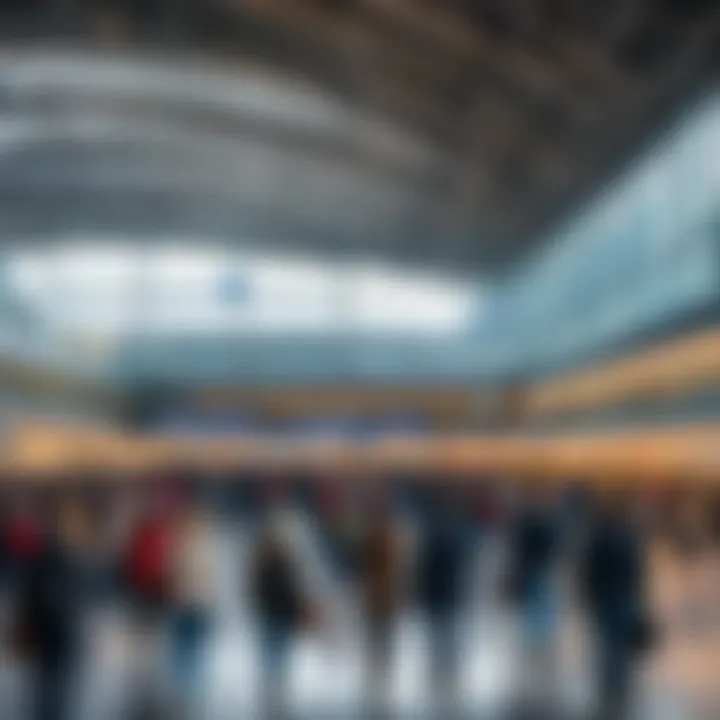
[34,659,74,720]
[428,612,460,690]
[523,577,557,645]
[259,619,293,692]
[171,607,210,694]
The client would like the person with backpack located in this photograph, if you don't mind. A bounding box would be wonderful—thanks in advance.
[582,492,651,720]
[415,488,471,713]
[249,510,309,719]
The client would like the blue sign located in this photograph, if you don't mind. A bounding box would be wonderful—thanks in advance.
[217,271,251,305]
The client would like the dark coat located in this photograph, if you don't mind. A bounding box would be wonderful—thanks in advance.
[19,538,83,666]
[582,518,643,617]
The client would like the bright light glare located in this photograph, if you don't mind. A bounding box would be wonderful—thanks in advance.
[6,240,475,338]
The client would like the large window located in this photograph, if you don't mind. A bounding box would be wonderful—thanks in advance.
[6,242,473,339]
[475,95,720,370]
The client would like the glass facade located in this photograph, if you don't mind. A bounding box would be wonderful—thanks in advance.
[6,245,473,338]
[1,95,717,384]
[475,94,720,376]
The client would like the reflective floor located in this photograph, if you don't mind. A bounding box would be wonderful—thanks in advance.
[1,524,718,719]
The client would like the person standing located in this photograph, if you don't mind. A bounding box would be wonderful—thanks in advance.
[415,489,471,713]
[168,501,218,718]
[249,511,308,719]
[582,493,648,720]
[358,498,407,717]
[506,484,561,709]
[16,495,87,720]
[122,495,173,719]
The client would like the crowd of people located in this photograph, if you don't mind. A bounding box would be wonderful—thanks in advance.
[0,473,717,720]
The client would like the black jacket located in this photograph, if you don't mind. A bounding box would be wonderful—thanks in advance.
[417,520,467,616]
[250,544,303,627]
[19,538,82,665]
[510,508,558,600]
[582,519,643,614]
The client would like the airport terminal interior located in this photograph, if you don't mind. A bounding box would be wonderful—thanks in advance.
[0,2,718,719]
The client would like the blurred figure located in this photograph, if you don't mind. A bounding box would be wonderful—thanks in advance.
[506,483,561,708]
[358,496,407,717]
[168,500,218,718]
[316,479,359,584]
[582,492,648,720]
[122,493,173,718]
[249,509,308,719]
[15,495,87,720]
[86,486,131,602]
[415,488,470,714]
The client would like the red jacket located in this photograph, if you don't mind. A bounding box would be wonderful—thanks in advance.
[125,519,170,600]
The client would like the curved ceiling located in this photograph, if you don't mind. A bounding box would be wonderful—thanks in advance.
[0,2,718,273]
[0,51,450,268]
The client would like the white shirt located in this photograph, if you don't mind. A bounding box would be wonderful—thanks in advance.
[172,525,218,608]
